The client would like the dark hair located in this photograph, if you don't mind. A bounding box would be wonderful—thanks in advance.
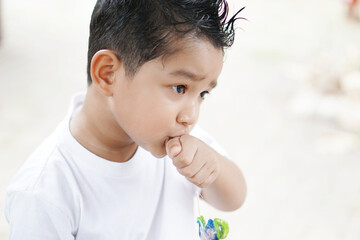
[87,0,245,85]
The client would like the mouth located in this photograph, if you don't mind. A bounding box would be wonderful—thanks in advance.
[166,134,182,142]
[147,135,183,158]
[164,136,173,146]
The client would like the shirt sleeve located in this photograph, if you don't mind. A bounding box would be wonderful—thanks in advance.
[5,191,75,240]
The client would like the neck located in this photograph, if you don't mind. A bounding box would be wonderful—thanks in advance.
[70,87,137,163]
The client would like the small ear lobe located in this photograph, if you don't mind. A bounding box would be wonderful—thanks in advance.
[90,50,122,96]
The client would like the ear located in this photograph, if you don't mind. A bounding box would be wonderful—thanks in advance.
[90,50,122,96]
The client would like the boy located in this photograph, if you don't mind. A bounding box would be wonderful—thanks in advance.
[5,0,246,239]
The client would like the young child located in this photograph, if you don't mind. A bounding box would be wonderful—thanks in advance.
[5,0,247,239]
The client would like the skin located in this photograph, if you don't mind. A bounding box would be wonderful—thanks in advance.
[70,38,246,211]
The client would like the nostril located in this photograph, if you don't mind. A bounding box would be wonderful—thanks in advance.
[177,116,189,126]
[177,105,198,126]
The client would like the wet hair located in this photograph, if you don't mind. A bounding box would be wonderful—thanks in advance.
[87,0,245,85]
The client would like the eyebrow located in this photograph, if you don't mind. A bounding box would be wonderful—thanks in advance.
[170,70,218,89]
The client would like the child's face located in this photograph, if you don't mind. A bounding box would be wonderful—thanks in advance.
[111,39,224,157]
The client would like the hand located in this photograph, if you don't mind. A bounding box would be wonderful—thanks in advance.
[166,135,220,188]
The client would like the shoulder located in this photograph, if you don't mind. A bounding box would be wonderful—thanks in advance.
[6,125,81,225]
[7,130,59,194]
[7,129,74,192]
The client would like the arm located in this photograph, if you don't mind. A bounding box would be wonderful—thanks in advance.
[166,135,247,211]
[200,154,246,211]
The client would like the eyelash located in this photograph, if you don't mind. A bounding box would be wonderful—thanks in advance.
[172,85,186,95]
[172,85,210,99]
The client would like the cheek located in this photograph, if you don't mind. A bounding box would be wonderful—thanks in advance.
[111,80,180,153]
[136,107,174,139]
[135,93,178,130]
[114,95,175,141]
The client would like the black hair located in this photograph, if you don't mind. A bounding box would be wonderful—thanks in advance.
[87,0,245,85]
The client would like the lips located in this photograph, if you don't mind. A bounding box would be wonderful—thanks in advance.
[165,136,174,145]
[167,135,182,141]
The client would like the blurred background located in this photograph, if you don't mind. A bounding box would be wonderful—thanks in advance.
[1,0,360,239]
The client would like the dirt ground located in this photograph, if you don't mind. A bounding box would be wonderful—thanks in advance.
[1,0,360,239]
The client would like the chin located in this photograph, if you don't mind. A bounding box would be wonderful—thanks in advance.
[147,145,167,158]
[140,141,168,158]
[150,150,167,158]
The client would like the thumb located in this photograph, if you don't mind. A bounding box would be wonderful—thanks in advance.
[166,137,182,158]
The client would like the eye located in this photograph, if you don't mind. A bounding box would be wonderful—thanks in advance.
[172,85,186,95]
[200,91,209,99]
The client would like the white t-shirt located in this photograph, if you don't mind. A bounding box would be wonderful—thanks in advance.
[5,93,226,240]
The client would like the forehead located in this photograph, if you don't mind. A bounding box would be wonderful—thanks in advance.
[159,38,224,81]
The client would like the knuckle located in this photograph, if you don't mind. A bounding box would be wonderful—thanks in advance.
[179,156,191,166]
[178,168,190,177]
[193,178,202,186]
[205,163,213,171]
[199,180,209,188]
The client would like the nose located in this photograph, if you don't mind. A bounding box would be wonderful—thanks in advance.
[176,101,199,127]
